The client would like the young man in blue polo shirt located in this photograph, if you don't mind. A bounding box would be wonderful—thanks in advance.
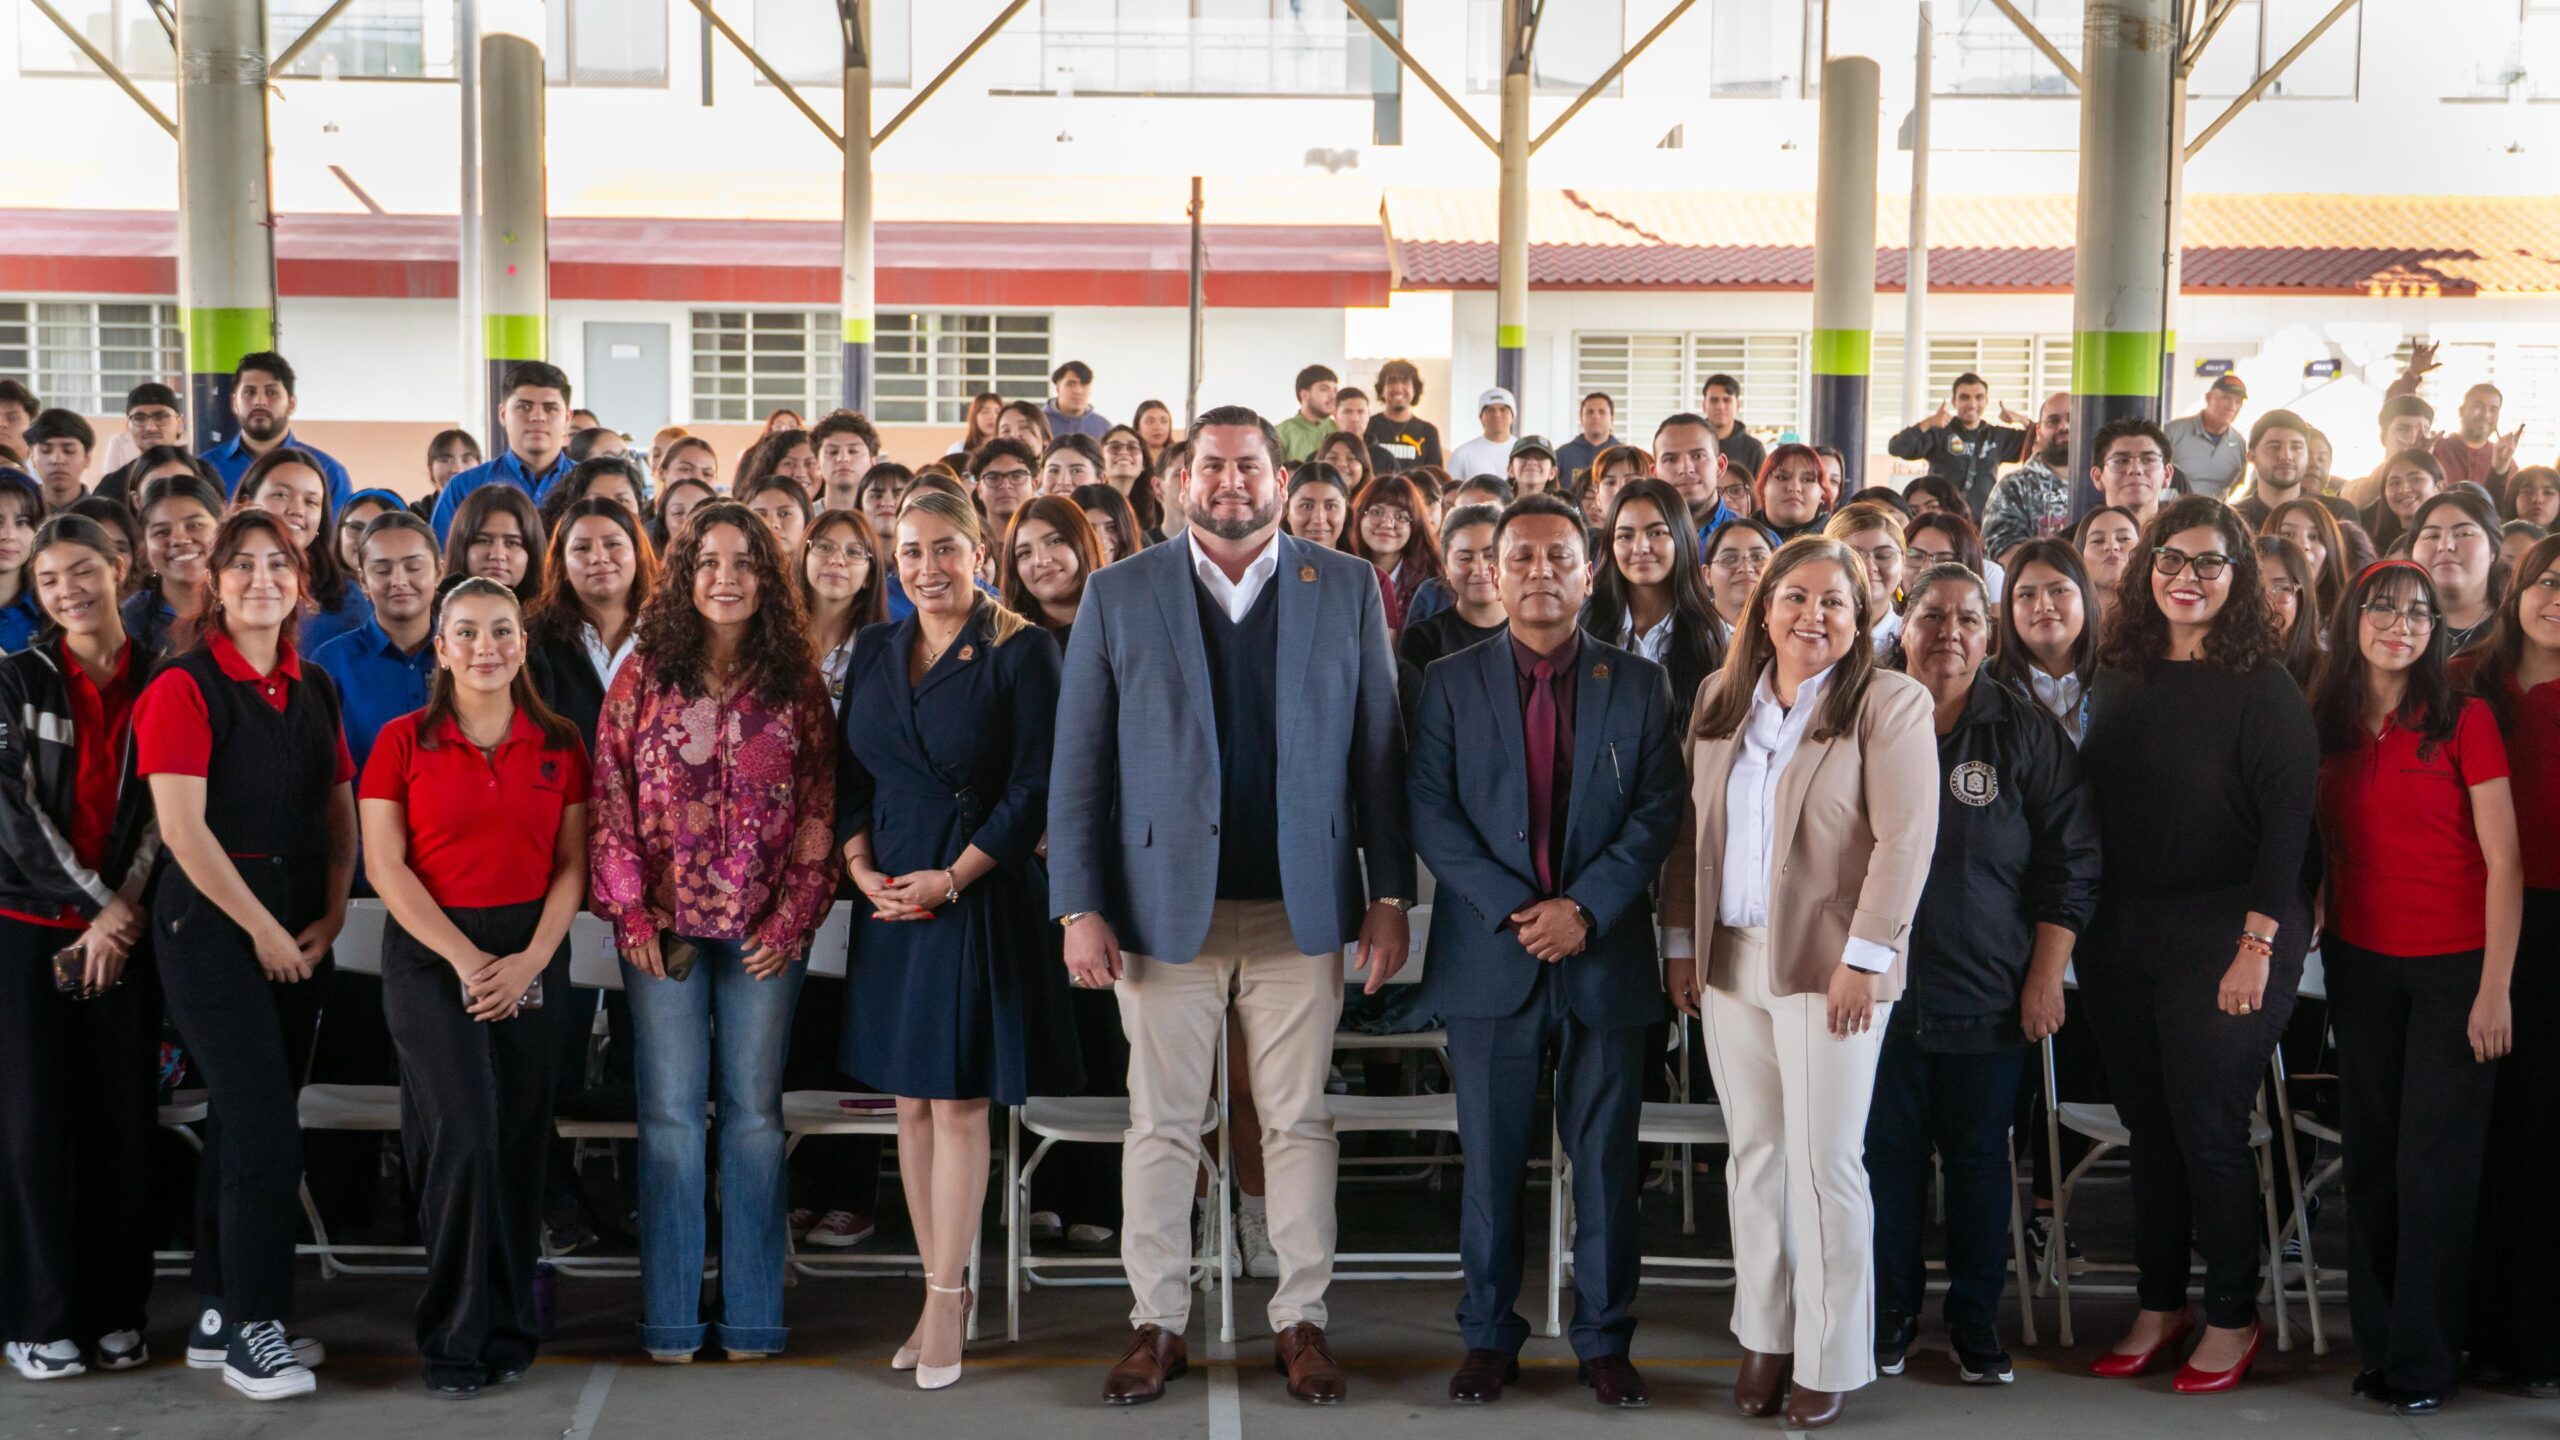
[430,361,576,542]
[312,511,441,772]
[200,352,353,511]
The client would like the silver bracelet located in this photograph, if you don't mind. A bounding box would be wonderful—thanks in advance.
[942,870,960,906]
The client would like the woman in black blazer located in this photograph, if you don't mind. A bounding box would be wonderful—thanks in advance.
[525,499,655,749]
[1582,477,1727,721]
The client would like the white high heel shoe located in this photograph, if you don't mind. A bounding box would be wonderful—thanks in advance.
[915,1281,972,1391]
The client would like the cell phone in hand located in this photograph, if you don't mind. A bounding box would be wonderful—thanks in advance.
[52,942,93,999]
[661,939,699,982]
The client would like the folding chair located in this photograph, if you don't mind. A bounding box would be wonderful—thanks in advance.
[2264,949,2335,1348]
[1325,904,1471,1280]
[294,899,426,1277]
[548,911,648,1279]
[154,1090,209,1277]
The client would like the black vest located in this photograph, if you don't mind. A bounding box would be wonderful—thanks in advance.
[171,648,345,859]
[1196,576,1283,901]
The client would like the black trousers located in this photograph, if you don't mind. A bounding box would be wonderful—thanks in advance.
[381,902,561,1386]
[1867,1027,2026,1332]
[2474,888,2560,1380]
[2078,896,2302,1329]
[2327,938,2497,1394]
[156,857,331,1323]
[0,916,160,1344]
[1445,971,1648,1361]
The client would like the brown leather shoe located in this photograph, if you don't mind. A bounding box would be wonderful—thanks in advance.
[1733,1348,1792,1417]
[1273,1322,1348,1404]
[1578,1354,1651,1407]
[1102,1326,1188,1405]
[1785,1384,1846,1429]
[1448,1348,1518,1403]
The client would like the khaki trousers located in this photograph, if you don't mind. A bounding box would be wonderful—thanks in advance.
[1115,899,1344,1335]
[1701,927,1892,1393]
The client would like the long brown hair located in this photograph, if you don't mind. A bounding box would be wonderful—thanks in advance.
[180,509,310,654]
[2261,496,2349,621]
[802,507,888,629]
[529,497,658,652]
[2097,495,2277,677]
[999,495,1106,625]
[416,577,581,752]
[2461,530,2560,735]
[1346,472,1444,583]
[1692,534,1880,743]
[634,501,816,705]
[235,447,351,611]
[444,482,547,600]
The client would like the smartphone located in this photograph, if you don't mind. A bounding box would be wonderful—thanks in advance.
[661,938,699,983]
[517,978,545,1011]
[52,941,88,998]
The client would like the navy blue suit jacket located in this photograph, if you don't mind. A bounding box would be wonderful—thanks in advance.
[1408,632,1681,1025]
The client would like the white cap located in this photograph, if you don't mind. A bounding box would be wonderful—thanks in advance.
[1477,387,1517,412]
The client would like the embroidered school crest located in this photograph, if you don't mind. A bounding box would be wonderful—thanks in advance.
[1950,761,1999,807]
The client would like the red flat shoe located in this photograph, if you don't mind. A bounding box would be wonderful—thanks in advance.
[2088,1313,2195,1378]
[2171,1324,2263,1394]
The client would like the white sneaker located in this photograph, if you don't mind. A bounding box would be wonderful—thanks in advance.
[5,1340,85,1380]
[1028,1210,1065,1242]
[222,1321,315,1401]
[1237,1203,1279,1280]
[1192,1204,1232,1292]
[94,1331,149,1371]
[187,1308,325,1370]
[1065,1222,1115,1250]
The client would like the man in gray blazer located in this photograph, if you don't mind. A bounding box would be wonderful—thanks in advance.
[1050,405,1415,1407]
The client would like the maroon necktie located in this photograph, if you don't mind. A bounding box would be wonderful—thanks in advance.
[1526,658,1558,894]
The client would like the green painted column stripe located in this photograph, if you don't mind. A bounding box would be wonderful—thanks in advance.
[184,307,274,372]
[1811,328,1872,377]
[1496,324,1526,348]
[484,313,546,360]
[2071,330,2165,396]
[841,315,873,345]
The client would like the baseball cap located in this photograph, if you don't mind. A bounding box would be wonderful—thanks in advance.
[1476,387,1517,413]
[1508,435,1556,461]
[2209,373,2247,399]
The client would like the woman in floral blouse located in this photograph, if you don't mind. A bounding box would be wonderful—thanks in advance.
[589,501,836,1363]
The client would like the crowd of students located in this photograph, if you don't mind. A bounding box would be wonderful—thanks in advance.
[0,347,2553,1426]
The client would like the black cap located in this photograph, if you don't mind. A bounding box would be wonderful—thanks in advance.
[125,382,181,413]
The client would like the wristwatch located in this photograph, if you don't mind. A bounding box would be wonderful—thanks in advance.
[1376,896,1414,913]
[1572,901,1598,934]
[1058,911,1095,929]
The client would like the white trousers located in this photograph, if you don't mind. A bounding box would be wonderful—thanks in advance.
[1700,927,1892,1393]
[1115,899,1344,1335]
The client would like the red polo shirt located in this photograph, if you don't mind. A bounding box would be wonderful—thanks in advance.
[0,639,140,930]
[2318,696,2510,956]
[133,631,356,783]
[359,709,591,909]
[2494,674,2560,890]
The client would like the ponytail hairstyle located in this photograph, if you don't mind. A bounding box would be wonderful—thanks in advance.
[894,487,1032,649]
[181,509,310,653]
[415,575,582,752]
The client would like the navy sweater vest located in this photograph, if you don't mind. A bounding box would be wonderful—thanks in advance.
[1196,576,1283,901]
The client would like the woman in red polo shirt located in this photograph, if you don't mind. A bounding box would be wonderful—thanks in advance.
[2455,531,2560,1391]
[2312,558,2520,1416]
[360,577,590,1399]
[135,510,356,1403]
[0,516,160,1381]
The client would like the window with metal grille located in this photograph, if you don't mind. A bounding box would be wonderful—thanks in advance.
[1710,0,1819,98]
[1009,0,1375,97]
[0,300,183,417]
[548,0,666,87]
[2188,0,2363,99]
[874,312,1054,425]
[688,310,839,424]
[1572,332,1806,451]
[752,0,912,88]
[270,0,439,79]
[16,0,175,77]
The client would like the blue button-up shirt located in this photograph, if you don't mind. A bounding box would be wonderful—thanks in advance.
[202,432,354,512]
[0,587,43,654]
[311,615,437,771]
[430,448,575,543]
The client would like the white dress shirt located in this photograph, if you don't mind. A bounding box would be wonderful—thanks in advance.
[1869,607,1903,659]
[2026,666,2088,747]
[582,622,637,689]
[1665,663,1893,973]
[1619,608,1675,667]
[819,629,860,715]
[1187,528,1283,623]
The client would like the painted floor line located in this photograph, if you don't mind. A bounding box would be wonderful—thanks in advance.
[1208,1360,1244,1440]
[564,1362,616,1440]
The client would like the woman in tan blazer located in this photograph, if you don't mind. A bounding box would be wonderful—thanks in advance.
[1662,534,1941,1430]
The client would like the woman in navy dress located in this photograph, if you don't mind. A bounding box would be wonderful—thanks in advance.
[835,487,1081,1389]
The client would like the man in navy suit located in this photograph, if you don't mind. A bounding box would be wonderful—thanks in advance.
[1407,493,1684,1407]
[1050,405,1413,1406]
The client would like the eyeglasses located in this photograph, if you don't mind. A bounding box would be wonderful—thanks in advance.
[1718,483,1753,502]
[1360,505,1412,527]
[2360,599,2439,632]
[979,468,1034,486]
[1710,551,1770,573]
[2103,454,2167,475]
[808,540,870,563]
[1906,548,1960,569]
[2152,550,2233,580]
[1102,440,1144,456]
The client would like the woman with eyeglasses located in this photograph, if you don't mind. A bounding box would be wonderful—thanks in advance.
[2411,489,2505,653]
[2262,498,2349,624]
[1906,509,2001,599]
[1584,478,1727,721]
[1703,518,1775,647]
[2254,535,2324,691]
[2077,496,2317,1393]
[2456,531,2560,1392]
[1347,473,1442,635]
[1823,504,1908,660]
[2308,559,2518,1416]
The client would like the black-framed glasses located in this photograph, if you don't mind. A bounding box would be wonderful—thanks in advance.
[2360,599,2439,632]
[2153,550,2232,581]
[1361,505,1412,527]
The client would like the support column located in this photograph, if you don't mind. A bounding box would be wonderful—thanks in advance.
[479,0,548,441]
[1809,55,1879,489]
[838,1,874,413]
[1493,0,1529,411]
[2068,0,2176,515]
[176,0,279,453]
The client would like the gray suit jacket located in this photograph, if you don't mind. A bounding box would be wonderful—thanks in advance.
[1049,530,1414,961]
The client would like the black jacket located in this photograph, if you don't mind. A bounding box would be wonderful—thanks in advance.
[1579,602,1726,726]
[1887,419,2028,516]
[0,642,160,921]
[1900,674,2101,1051]
[526,630,611,752]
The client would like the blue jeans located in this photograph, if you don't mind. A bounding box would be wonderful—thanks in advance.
[623,936,805,1356]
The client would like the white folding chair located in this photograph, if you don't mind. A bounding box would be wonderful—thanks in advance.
[548,912,648,1279]
[294,899,426,1277]
[2263,950,2334,1349]
[153,1089,209,1277]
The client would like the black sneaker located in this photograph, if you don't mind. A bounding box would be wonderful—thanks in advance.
[222,1320,316,1401]
[1953,1326,2014,1385]
[2353,1368,2395,1404]
[188,1307,326,1370]
[2028,1214,2085,1275]
[1876,1312,1919,1376]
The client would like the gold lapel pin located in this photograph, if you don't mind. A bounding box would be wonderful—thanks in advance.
[1592,663,1610,679]
[957,645,975,661]
[1299,565,1317,582]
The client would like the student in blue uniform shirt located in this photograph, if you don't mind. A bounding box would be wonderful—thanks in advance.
[233,450,373,653]
[124,474,227,664]
[431,363,576,543]
[311,511,442,773]
[198,353,353,512]
[0,470,41,653]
